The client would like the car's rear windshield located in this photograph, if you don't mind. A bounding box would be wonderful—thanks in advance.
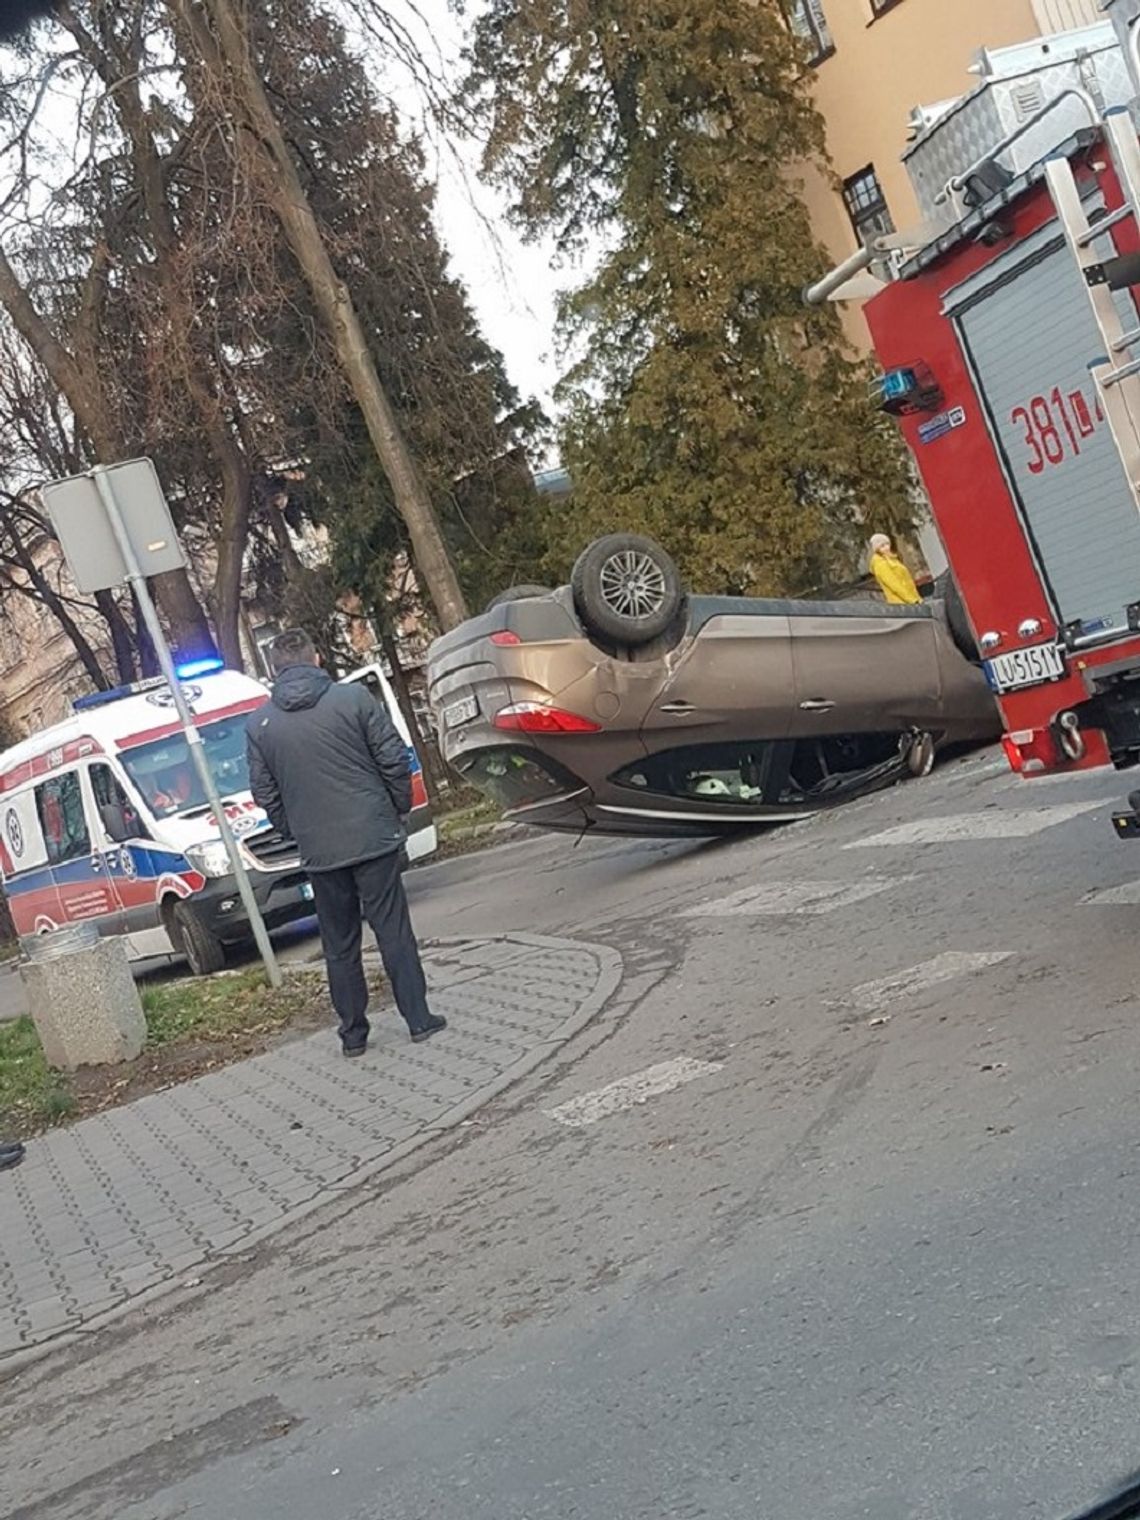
[455,747,580,809]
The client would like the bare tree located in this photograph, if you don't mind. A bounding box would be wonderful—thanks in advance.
[175,0,469,631]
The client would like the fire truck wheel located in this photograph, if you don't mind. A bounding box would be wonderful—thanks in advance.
[934,571,978,662]
[170,901,226,977]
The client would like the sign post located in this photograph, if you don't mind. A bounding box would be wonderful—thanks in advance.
[41,460,282,988]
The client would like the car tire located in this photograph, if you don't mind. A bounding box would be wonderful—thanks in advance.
[571,533,686,646]
[904,731,937,778]
[172,901,226,977]
[485,585,551,611]
[934,570,978,661]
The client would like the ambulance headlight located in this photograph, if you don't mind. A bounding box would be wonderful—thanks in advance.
[185,840,232,879]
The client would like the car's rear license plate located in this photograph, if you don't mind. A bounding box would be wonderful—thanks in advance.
[984,642,1066,693]
[443,695,478,728]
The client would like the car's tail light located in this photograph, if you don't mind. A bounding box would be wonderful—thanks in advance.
[490,630,521,647]
[492,703,601,734]
[1002,728,1060,774]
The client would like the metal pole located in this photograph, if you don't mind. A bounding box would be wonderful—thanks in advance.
[91,469,283,988]
[802,244,876,307]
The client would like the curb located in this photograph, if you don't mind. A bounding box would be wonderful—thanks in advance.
[0,932,623,1379]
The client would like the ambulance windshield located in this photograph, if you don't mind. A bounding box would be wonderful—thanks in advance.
[121,718,251,818]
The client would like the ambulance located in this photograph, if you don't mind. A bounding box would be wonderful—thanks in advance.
[0,659,436,973]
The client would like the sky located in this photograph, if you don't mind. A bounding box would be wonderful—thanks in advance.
[380,0,583,423]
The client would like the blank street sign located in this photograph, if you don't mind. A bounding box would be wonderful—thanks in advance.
[40,458,187,594]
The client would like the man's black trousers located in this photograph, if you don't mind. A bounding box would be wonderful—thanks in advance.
[307,850,432,1050]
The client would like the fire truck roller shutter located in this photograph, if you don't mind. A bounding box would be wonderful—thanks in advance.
[949,216,1140,639]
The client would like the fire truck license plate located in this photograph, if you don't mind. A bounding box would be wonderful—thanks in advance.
[983,643,1066,693]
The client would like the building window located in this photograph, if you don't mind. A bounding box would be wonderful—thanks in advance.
[843,165,895,243]
[783,0,833,64]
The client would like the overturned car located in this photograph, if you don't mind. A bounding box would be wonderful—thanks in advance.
[426,535,1000,839]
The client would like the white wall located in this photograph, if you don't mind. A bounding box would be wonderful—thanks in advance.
[1032,0,1106,31]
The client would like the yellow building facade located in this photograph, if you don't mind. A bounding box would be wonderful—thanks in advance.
[793,0,1104,340]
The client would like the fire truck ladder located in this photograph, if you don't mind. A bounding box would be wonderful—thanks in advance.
[1045,107,1140,513]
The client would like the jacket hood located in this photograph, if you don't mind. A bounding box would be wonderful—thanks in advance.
[271,664,334,712]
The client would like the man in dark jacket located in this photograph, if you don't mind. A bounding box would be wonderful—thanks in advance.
[247,629,445,1056]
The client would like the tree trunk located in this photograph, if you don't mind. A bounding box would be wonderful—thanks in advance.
[212,456,252,668]
[188,0,469,634]
[94,589,138,683]
[129,587,161,677]
[378,622,445,800]
[0,241,217,660]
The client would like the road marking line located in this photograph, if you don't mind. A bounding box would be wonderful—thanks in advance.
[1083,880,1140,905]
[846,801,1103,848]
[682,876,913,918]
[849,951,1014,1013]
[546,1058,723,1129]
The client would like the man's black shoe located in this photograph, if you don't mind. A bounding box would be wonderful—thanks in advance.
[410,1015,447,1044]
[0,1142,25,1172]
[342,1043,368,1059]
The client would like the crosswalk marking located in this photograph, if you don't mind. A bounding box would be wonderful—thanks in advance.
[847,801,1103,849]
[546,1058,722,1129]
[850,951,1014,1013]
[683,876,911,918]
[1082,880,1140,905]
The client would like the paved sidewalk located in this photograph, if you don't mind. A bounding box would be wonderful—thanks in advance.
[0,933,621,1363]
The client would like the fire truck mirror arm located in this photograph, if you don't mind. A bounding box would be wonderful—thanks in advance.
[802,228,935,307]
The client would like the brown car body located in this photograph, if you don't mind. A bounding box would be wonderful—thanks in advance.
[427,587,999,838]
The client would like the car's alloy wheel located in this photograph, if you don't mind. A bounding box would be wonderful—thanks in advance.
[571,533,686,646]
[598,549,669,620]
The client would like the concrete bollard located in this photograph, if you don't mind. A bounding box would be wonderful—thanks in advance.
[20,924,147,1071]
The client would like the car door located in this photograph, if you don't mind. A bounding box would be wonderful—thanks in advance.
[641,606,797,751]
[789,606,944,737]
[87,762,153,936]
[34,770,123,932]
[0,786,60,935]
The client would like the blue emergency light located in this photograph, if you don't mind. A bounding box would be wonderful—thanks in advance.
[73,680,157,712]
[880,368,919,402]
[175,655,226,679]
[873,361,942,417]
[72,657,224,713]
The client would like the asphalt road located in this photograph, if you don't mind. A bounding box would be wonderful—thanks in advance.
[6,749,1140,1520]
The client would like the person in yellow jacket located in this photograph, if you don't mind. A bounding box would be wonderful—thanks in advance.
[869,533,922,606]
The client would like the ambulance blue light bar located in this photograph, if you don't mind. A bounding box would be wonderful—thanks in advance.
[73,678,163,713]
[175,656,225,679]
[71,659,223,713]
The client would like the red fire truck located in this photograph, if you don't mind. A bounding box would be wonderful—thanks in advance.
[807,18,1140,835]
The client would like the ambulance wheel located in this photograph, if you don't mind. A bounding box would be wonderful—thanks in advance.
[171,901,226,977]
